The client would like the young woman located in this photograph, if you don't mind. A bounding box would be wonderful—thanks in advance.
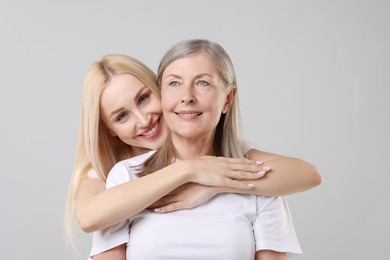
[65,52,320,256]
[89,39,319,259]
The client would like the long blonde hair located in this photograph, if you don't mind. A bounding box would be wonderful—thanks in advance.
[142,39,243,175]
[64,54,159,254]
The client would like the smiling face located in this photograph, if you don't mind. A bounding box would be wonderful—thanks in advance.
[100,73,167,154]
[160,52,234,146]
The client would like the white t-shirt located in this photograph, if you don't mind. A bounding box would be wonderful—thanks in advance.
[90,150,302,259]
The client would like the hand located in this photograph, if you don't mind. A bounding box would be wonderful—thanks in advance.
[149,183,217,213]
[185,156,271,190]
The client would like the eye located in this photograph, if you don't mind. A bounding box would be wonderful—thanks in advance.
[138,93,150,105]
[197,80,209,87]
[116,112,129,122]
[169,81,180,87]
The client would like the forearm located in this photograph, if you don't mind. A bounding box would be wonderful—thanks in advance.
[218,156,321,197]
[252,156,321,196]
[76,162,191,232]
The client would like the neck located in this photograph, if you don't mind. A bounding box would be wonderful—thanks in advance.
[171,133,215,160]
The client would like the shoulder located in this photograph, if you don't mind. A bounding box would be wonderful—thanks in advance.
[106,150,156,188]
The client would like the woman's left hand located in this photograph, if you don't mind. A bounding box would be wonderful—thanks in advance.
[148,183,217,213]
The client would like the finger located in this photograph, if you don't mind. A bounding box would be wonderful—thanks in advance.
[223,179,255,190]
[228,164,263,173]
[154,202,186,214]
[221,157,254,165]
[228,170,266,180]
[150,196,177,208]
[227,159,269,171]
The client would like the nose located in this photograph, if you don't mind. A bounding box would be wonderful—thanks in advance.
[181,86,196,104]
[135,110,151,128]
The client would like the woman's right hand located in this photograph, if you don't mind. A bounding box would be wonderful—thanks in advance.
[184,156,270,189]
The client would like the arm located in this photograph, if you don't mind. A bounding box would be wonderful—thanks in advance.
[248,148,322,195]
[75,156,263,232]
[221,148,322,196]
[255,250,286,260]
[152,148,321,213]
[92,244,126,260]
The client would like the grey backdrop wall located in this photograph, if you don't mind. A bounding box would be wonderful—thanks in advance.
[1,0,389,259]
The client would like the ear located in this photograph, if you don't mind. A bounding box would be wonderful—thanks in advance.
[222,87,237,114]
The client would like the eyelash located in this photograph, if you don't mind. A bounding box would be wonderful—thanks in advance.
[197,80,209,87]
[139,93,150,104]
[168,80,209,87]
[116,112,129,122]
[115,92,151,122]
[169,81,180,87]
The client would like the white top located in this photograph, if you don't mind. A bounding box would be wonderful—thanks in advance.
[90,150,302,259]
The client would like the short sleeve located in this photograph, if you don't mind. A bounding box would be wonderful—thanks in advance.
[106,162,134,189]
[253,196,302,258]
[88,151,154,259]
[89,162,133,258]
[89,219,129,258]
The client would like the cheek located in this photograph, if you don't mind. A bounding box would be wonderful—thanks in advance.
[210,93,228,113]
[116,124,134,140]
[150,96,163,113]
[160,94,173,111]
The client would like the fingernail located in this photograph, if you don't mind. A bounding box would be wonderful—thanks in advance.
[247,183,255,187]
[258,170,265,176]
[263,166,271,171]
[256,160,264,165]
[154,208,161,212]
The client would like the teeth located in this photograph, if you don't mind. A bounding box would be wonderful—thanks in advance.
[179,113,201,117]
[142,123,158,136]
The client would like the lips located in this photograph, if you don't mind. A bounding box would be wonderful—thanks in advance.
[138,119,161,139]
[174,111,203,119]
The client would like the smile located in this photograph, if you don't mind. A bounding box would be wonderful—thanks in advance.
[139,119,160,138]
[175,112,203,118]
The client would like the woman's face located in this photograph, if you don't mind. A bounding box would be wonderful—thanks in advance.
[100,74,167,153]
[160,52,233,142]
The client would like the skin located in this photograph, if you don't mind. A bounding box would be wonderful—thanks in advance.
[100,74,167,154]
[75,57,322,232]
[93,52,311,259]
[162,52,286,259]
[77,67,321,234]
[77,73,268,232]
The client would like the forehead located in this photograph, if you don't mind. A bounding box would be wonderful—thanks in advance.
[163,52,218,76]
[104,74,144,95]
[101,74,145,104]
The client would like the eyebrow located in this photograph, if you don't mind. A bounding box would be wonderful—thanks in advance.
[108,86,148,120]
[164,73,214,80]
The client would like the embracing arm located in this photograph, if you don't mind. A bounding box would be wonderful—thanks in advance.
[75,163,188,232]
[248,148,321,196]
[152,149,321,213]
[221,148,322,196]
[75,157,262,232]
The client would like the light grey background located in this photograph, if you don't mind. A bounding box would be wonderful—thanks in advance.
[1,0,389,259]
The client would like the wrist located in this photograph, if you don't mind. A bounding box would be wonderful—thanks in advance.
[176,160,193,184]
[213,186,227,194]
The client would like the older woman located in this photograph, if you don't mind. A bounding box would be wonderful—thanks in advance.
[91,40,311,259]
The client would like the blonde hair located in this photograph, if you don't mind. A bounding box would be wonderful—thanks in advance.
[64,54,159,254]
[142,39,243,175]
